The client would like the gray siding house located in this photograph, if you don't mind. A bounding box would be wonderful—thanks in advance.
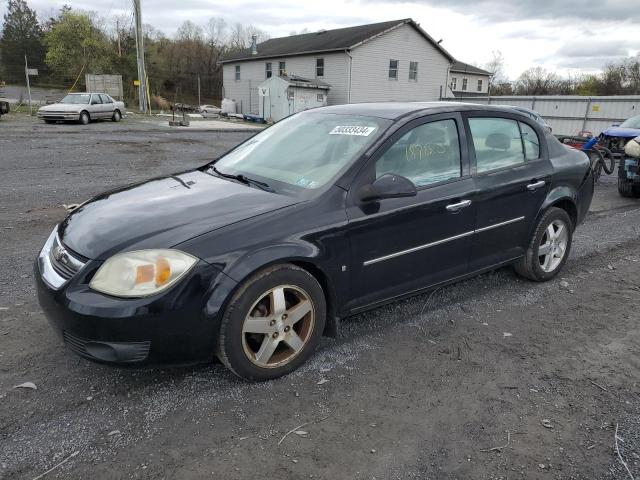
[220,19,455,115]
[448,61,492,97]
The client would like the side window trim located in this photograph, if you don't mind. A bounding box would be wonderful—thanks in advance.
[351,113,470,194]
[516,121,527,163]
[519,121,542,161]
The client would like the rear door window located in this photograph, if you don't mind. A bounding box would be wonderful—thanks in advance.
[469,117,525,173]
[376,119,462,187]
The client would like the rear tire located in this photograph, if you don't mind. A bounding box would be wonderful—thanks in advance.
[217,264,326,381]
[79,111,90,125]
[514,207,573,282]
[618,178,639,198]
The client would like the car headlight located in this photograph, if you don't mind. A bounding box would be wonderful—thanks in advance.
[89,249,198,298]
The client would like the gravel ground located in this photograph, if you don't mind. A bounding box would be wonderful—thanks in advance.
[0,113,639,479]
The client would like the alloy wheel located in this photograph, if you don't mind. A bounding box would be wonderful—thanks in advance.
[538,219,569,272]
[241,285,315,368]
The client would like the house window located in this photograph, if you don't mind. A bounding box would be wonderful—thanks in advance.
[409,61,418,81]
[235,65,240,81]
[462,78,468,91]
[477,79,483,91]
[279,61,286,76]
[317,93,323,102]
[451,77,457,90]
[388,59,398,79]
[265,62,272,79]
[316,58,324,77]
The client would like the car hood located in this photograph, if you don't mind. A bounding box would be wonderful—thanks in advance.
[59,170,299,260]
[39,103,84,112]
[601,127,640,138]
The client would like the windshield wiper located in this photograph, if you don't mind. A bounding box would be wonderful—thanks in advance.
[211,166,274,192]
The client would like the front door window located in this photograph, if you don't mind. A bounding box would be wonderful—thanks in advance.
[376,119,462,187]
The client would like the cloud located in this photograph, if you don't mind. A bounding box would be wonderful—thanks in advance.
[373,0,640,23]
[542,38,640,71]
[556,39,640,58]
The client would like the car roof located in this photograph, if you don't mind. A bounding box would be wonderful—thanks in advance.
[307,102,531,120]
[511,106,540,115]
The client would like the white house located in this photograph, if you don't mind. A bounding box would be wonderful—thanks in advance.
[220,19,455,115]
[448,61,492,97]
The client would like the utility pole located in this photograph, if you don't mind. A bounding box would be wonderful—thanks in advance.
[197,75,201,107]
[24,54,32,116]
[132,0,148,113]
[116,19,122,57]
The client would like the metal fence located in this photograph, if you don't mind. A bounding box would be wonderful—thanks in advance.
[444,95,640,136]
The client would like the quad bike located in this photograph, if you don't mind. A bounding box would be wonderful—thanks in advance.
[557,135,616,183]
[619,137,640,198]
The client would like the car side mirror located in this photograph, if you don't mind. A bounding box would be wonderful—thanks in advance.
[358,173,417,202]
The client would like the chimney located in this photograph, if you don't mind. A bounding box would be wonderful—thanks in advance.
[251,35,258,55]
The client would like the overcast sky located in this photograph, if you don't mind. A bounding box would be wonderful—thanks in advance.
[3,0,639,78]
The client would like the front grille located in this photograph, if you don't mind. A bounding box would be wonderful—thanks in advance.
[63,331,151,363]
[49,235,85,280]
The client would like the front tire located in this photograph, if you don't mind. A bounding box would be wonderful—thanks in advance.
[79,111,90,125]
[514,207,573,282]
[217,264,326,381]
[112,110,122,122]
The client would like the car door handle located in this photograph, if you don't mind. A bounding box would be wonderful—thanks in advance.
[446,199,472,212]
[527,180,546,191]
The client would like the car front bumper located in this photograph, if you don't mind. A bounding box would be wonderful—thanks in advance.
[37,111,80,120]
[34,234,235,366]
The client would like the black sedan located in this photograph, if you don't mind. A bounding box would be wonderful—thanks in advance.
[35,103,594,380]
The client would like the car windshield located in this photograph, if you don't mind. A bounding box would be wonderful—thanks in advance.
[213,112,390,191]
[60,94,91,104]
[620,115,640,129]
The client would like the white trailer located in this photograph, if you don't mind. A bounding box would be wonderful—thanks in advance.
[258,75,330,123]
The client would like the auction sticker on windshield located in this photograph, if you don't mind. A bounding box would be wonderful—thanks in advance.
[329,126,376,136]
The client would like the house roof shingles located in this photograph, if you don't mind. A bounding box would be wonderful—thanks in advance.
[220,18,454,63]
[450,61,492,76]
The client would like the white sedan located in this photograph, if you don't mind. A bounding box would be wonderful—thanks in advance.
[37,93,125,125]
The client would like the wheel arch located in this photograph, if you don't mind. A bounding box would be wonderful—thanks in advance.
[289,259,339,338]
[537,186,579,231]
[205,248,341,339]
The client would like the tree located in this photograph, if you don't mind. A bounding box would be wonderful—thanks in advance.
[514,67,561,95]
[0,0,45,82]
[44,10,113,82]
[484,50,506,92]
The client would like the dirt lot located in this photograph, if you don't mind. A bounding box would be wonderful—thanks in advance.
[0,113,639,479]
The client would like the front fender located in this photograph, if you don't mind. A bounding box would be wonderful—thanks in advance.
[223,242,319,283]
[202,242,345,340]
